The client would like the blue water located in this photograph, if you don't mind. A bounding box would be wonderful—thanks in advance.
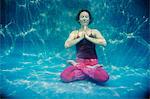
[0,0,149,99]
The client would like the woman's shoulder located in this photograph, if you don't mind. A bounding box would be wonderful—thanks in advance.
[70,30,79,34]
[91,28,100,33]
[90,29,101,35]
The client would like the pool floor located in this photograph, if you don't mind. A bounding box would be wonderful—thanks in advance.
[0,51,149,99]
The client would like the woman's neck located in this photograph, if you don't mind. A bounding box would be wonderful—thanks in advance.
[80,25,89,31]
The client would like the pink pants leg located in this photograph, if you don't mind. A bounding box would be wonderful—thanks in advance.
[60,58,109,83]
[60,66,86,82]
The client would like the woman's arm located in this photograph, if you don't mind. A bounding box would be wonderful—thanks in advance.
[64,31,84,48]
[85,29,107,46]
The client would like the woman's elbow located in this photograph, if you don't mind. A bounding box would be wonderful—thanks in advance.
[103,41,107,46]
[64,42,70,48]
[98,39,107,46]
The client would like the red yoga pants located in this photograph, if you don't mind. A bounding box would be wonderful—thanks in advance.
[60,58,109,83]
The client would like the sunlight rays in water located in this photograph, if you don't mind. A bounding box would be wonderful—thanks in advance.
[1,0,149,98]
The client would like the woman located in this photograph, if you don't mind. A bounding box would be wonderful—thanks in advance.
[60,10,109,83]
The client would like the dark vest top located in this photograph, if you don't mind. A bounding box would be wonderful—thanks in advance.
[76,34,97,59]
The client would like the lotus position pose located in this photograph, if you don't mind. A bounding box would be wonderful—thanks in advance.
[60,10,109,83]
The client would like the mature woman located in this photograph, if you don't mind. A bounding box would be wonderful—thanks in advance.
[60,10,109,83]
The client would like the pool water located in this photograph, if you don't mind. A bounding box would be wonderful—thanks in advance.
[0,0,149,99]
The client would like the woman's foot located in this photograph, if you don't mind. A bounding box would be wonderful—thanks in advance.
[67,60,78,66]
[87,64,101,69]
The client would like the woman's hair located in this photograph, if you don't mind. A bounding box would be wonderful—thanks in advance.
[76,9,93,24]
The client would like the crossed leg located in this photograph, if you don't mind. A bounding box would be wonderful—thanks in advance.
[82,66,109,83]
[60,66,87,83]
[61,60,109,83]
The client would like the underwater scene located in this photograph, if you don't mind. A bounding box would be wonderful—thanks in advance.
[0,0,149,99]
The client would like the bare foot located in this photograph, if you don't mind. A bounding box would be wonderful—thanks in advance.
[87,64,101,69]
[67,60,78,66]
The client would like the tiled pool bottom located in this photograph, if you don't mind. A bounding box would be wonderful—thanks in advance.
[0,52,149,99]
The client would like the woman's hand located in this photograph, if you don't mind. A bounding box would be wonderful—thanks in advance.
[85,34,89,39]
[78,31,86,38]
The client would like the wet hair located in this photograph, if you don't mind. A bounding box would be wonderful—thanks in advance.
[76,9,93,24]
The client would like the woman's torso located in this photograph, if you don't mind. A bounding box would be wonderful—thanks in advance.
[75,29,97,59]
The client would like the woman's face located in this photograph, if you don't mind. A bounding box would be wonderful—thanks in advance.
[79,11,90,26]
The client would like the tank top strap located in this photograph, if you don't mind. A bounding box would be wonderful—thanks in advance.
[89,29,96,38]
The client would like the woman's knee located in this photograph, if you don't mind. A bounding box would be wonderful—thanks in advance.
[100,73,109,82]
[94,69,109,83]
[60,72,73,83]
